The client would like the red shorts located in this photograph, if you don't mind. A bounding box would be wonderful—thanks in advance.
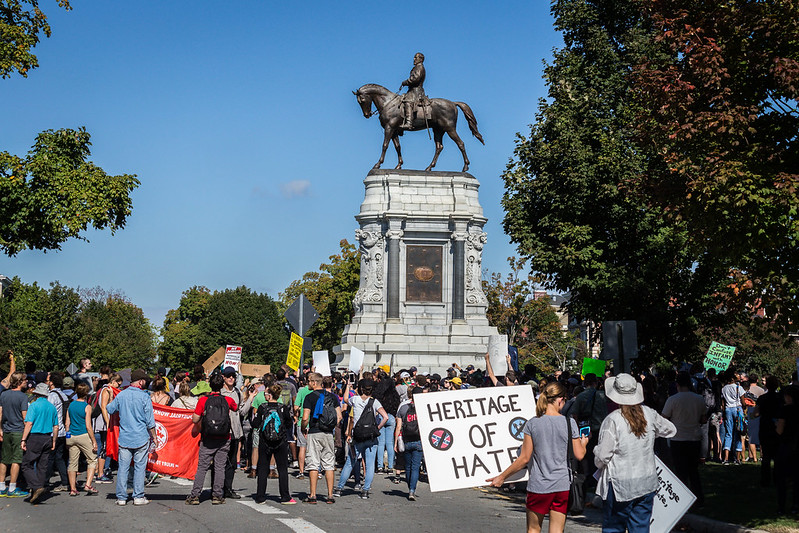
[526,490,569,515]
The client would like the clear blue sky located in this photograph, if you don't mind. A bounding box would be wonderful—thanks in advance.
[1,1,561,330]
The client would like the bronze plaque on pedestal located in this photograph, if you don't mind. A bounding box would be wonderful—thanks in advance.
[406,245,442,302]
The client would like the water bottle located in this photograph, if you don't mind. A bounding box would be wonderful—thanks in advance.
[65,431,71,439]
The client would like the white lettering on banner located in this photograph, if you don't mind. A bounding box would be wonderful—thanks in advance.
[414,385,536,492]
[649,457,696,533]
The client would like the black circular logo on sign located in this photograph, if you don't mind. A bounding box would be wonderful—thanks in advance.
[509,416,526,442]
[428,427,454,451]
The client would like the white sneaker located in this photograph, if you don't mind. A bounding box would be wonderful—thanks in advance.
[133,497,150,505]
[116,500,127,506]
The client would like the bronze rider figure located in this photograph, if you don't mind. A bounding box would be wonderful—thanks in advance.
[400,53,426,129]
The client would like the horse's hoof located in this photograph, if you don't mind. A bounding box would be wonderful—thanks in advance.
[425,165,433,171]
[462,165,469,172]
[394,163,402,169]
[373,163,382,169]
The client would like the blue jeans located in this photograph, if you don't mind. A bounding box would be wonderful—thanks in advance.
[336,442,362,488]
[404,440,423,492]
[376,414,396,470]
[116,444,148,501]
[722,407,742,452]
[602,482,655,533]
[337,438,377,491]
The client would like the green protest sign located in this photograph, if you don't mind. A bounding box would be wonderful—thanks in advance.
[581,357,607,378]
[703,341,736,372]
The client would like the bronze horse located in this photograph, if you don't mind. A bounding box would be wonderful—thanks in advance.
[354,84,484,172]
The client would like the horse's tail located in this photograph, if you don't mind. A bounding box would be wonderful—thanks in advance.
[455,102,485,145]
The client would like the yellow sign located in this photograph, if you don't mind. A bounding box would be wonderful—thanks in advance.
[286,332,304,371]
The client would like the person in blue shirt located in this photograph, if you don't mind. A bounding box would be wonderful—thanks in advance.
[106,369,156,506]
[21,382,59,504]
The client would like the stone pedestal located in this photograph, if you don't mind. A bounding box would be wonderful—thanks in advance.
[333,169,498,374]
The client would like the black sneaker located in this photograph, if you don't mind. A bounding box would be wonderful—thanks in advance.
[360,490,370,500]
[332,488,342,498]
[224,490,242,500]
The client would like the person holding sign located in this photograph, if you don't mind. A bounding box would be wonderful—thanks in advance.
[594,373,676,533]
[488,382,588,533]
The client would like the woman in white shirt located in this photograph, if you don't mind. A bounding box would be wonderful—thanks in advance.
[720,372,746,464]
[594,373,676,533]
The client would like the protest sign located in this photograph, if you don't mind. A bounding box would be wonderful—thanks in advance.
[414,385,536,492]
[108,403,201,480]
[581,357,606,378]
[650,456,697,533]
[349,346,365,373]
[240,363,270,377]
[223,345,242,371]
[202,347,225,374]
[488,334,508,376]
[313,350,331,376]
[286,332,304,371]
[703,341,735,372]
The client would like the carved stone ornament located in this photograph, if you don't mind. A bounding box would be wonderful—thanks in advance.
[353,229,385,309]
[465,232,488,305]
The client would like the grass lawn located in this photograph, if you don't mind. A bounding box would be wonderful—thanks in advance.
[699,461,799,532]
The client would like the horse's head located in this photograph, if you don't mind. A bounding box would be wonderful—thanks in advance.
[353,86,374,118]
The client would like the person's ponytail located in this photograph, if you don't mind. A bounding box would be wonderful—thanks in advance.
[536,382,567,417]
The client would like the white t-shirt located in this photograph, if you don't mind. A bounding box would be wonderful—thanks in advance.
[348,395,383,426]
[721,383,745,408]
[662,391,706,441]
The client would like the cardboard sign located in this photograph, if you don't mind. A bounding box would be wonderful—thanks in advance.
[239,363,270,377]
[286,332,304,371]
[703,341,735,372]
[414,385,536,492]
[202,347,225,374]
[223,345,242,371]
[488,334,508,376]
[313,350,331,377]
[581,357,607,378]
[650,456,697,533]
[348,346,365,373]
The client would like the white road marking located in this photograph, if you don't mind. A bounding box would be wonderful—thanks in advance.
[237,499,288,515]
[277,518,327,533]
[167,477,193,486]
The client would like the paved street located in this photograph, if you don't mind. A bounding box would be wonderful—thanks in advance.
[0,471,604,532]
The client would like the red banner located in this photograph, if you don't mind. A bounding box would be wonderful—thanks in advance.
[107,403,201,480]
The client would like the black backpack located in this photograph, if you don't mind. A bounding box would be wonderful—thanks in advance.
[352,398,379,442]
[258,403,286,443]
[695,377,716,413]
[402,404,420,441]
[202,394,231,437]
[313,392,339,433]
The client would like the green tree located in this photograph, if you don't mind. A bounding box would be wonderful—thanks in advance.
[631,0,799,329]
[483,257,583,372]
[75,288,157,370]
[158,286,211,371]
[0,0,71,78]
[1,3,139,255]
[280,240,360,356]
[502,0,727,366]
[0,277,81,371]
[159,286,288,371]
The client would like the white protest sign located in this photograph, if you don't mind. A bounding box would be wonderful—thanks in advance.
[223,345,242,372]
[650,456,696,533]
[488,334,508,376]
[413,385,536,492]
[313,350,331,377]
[348,346,365,373]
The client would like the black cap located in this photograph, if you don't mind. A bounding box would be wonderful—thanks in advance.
[222,366,237,377]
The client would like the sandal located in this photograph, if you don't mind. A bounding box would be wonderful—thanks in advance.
[85,485,98,495]
[326,497,335,504]
[392,477,402,484]
[303,496,317,504]
[69,490,79,497]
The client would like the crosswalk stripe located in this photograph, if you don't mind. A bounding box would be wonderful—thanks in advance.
[277,518,327,533]
[237,499,289,515]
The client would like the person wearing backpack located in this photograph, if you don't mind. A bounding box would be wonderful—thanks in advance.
[335,378,388,500]
[300,373,342,504]
[254,384,296,504]
[186,372,238,505]
[45,372,72,492]
[395,386,424,500]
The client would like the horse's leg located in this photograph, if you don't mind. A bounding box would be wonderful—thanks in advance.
[425,128,445,171]
[447,128,470,172]
[392,135,403,169]
[374,127,393,169]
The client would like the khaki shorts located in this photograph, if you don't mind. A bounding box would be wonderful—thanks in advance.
[1,432,23,464]
[305,432,335,471]
[67,433,97,471]
[296,425,307,447]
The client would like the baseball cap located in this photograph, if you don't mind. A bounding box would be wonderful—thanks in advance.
[449,377,463,387]
[222,366,237,377]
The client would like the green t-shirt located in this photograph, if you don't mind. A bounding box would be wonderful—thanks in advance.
[294,386,311,410]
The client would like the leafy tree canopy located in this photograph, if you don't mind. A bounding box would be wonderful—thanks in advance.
[0,0,71,78]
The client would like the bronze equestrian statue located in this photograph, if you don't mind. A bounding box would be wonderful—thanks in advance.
[354,53,484,172]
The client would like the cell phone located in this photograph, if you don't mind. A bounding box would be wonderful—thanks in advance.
[579,425,591,438]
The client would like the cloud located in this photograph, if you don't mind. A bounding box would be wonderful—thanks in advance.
[280,180,311,199]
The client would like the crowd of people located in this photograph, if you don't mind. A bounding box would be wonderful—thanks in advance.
[0,348,794,532]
